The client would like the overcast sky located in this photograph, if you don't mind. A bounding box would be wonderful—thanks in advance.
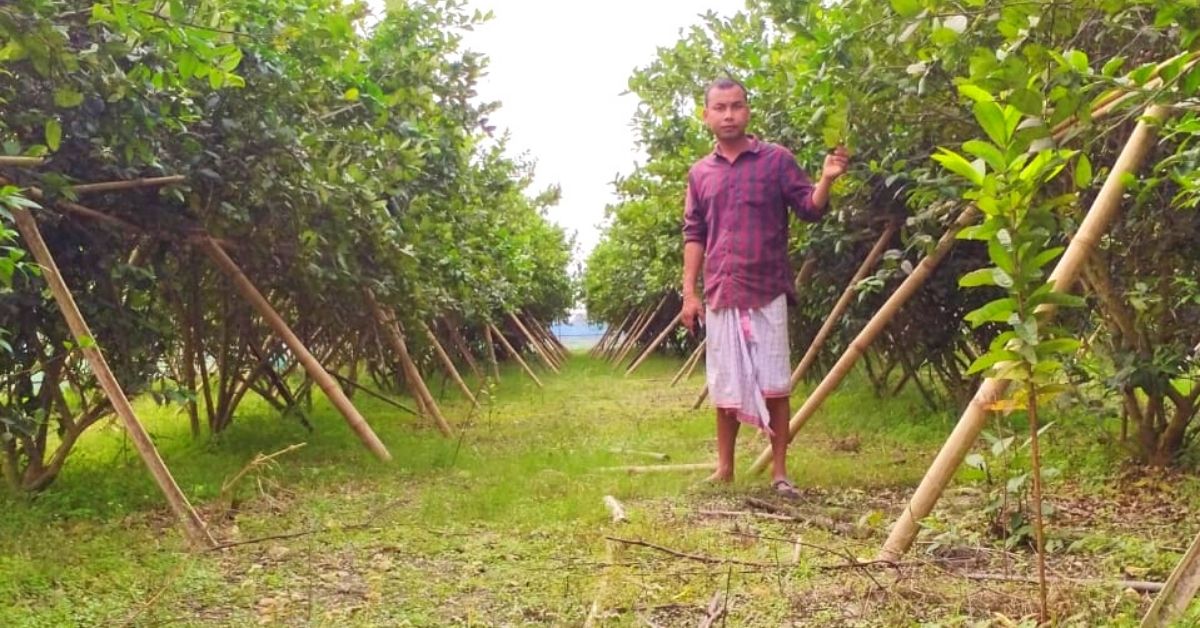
[368,0,747,265]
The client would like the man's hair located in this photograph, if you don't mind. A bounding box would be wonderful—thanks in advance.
[704,77,748,106]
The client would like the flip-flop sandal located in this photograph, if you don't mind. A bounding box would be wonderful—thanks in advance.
[771,479,802,500]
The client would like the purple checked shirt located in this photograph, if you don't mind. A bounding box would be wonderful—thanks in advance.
[683,138,821,310]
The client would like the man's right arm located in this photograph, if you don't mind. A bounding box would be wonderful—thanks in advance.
[681,177,706,332]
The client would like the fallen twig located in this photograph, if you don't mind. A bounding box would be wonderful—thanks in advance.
[605,536,772,567]
[961,571,1164,593]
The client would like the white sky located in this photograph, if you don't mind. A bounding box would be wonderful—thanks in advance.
[369,0,747,264]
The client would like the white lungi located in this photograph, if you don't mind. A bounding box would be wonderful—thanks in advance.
[705,294,791,435]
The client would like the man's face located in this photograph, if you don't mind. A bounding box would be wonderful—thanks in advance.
[703,86,750,142]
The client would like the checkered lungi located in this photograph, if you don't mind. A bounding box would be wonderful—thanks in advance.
[705,294,791,435]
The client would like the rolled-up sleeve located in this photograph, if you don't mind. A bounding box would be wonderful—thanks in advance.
[682,172,707,245]
[780,149,821,222]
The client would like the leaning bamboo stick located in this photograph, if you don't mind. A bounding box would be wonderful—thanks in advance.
[483,324,502,381]
[71,175,186,195]
[489,323,543,388]
[692,380,710,409]
[625,311,684,376]
[671,340,706,387]
[530,317,566,366]
[608,307,651,364]
[509,312,559,373]
[787,221,898,391]
[614,295,669,367]
[14,208,214,549]
[1141,524,1200,627]
[598,309,637,359]
[746,206,981,473]
[879,104,1171,562]
[443,317,484,381]
[421,321,479,408]
[204,240,393,461]
[364,296,454,437]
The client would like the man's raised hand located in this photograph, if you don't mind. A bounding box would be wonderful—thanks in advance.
[822,146,850,181]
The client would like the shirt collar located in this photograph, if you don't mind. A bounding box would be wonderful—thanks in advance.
[710,135,762,163]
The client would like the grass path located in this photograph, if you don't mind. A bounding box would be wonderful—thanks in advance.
[1,354,1195,626]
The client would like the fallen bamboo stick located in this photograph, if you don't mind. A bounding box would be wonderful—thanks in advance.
[603,496,628,524]
[0,156,45,167]
[71,175,186,195]
[608,448,670,461]
[598,463,715,474]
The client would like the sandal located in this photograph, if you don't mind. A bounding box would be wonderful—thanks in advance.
[771,479,802,501]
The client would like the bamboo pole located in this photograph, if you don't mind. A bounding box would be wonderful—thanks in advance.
[202,240,392,460]
[746,206,981,472]
[682,339,705,382]
[364,296,455,437]
[593,309,634,357]
[534,317,570,361]
[625,312,683,377]
[879,105,1171,562]
[671,340,706,387]
[489,323,544,388]
[13,207,215,549]
[1141,525,1200,627]
[692,379,710,409]
[508,312,559,373]
[609,306,654,364]
[0,156,44,167]
[787,221,898,391]
[614,295,669,367]
[443,317,484,381]
[598,463,716,474]
[529,316,566,366]
[483,324,501,381]
[597,310,634,359]
[71,175,186,195]
[421,321,479,408]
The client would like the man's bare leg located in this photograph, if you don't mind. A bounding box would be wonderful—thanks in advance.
[767,396,792,484]
[708,408,740,482]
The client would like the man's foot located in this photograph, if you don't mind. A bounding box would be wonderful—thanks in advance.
[705,469,734,484]
[771,478,802,500]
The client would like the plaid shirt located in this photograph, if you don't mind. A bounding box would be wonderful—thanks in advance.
[683,138,821,310]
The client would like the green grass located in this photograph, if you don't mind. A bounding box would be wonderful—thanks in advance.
[0,354,1191,626]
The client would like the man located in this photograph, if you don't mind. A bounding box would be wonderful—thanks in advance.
[681,77,849,497]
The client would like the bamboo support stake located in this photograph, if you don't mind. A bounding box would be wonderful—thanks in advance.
[625,312,683,376]
[489,323,543,388]
[614,295,669,367]
[202,240,392,460]
[13,208,215,549]
[443,318,484,381]
[362,296,454,437]
[421,321,479,408]
[483,324,501,381]
[70,175,186,195]
[1141,525,1200,627]
[787,221,898,391]
[530,317,566,366]
[671,340,706,387]
[609,307,654,364]
[879,104,1171,562]
[746,206,981,473]
[535,318,570,361]
[594,309,634,357]
[509,313,559,373]
[692,380,710,409]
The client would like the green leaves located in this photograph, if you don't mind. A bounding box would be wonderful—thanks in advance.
[973,101,1009,146]
[44,119,61,152]
[890,0,923,18]
[934,148,983,185]
[53,88,83,108]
